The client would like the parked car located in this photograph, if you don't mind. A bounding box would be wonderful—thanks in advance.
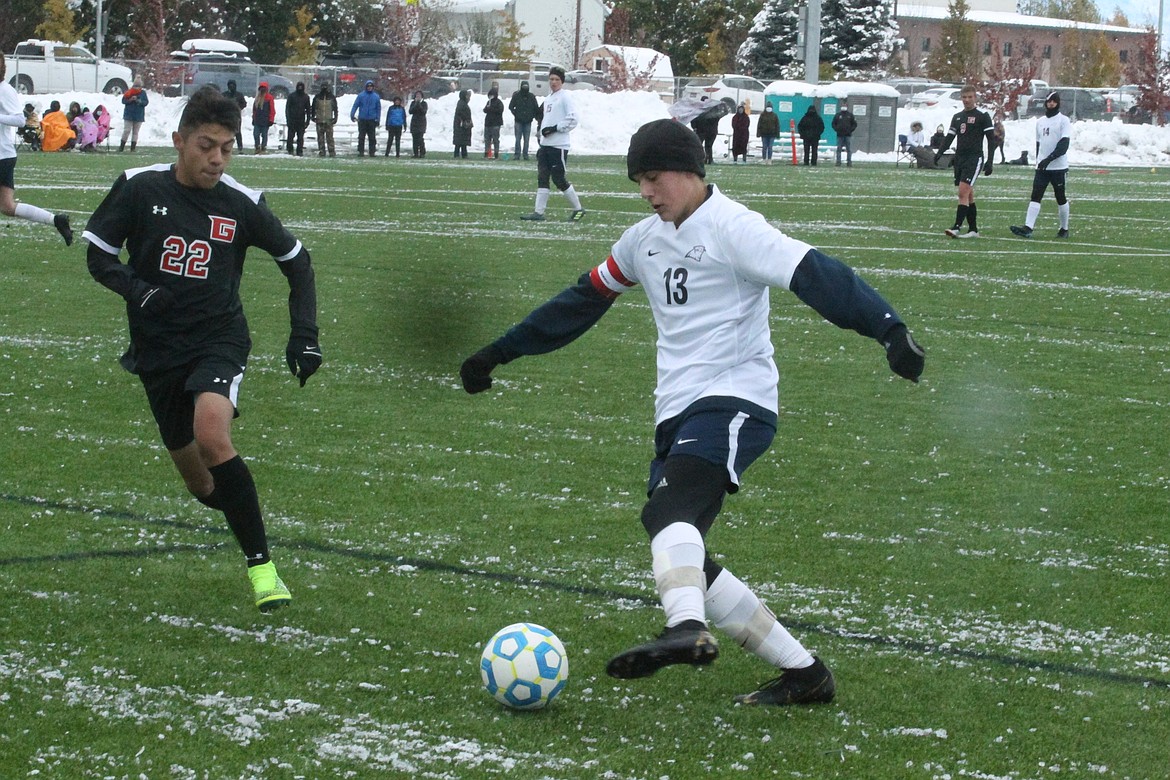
[1102,84,1140,113]
[1025,86,1108,121]
[4,39,133,95]
[905,87,963,110]
[681,74,767,110]
[882,77,946,107]
[165,53,294,98]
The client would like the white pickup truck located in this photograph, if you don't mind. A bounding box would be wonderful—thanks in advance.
[4,39,134,95]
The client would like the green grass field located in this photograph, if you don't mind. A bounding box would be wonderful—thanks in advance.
[2,150,1168,779]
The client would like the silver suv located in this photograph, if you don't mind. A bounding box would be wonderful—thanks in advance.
[165,54,294,99]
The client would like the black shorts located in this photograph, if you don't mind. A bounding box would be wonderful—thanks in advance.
[0,157,16,190]
[139,356,245,450]
[536,145,569,190]
[649,397,777,496]
[953,154,984,186]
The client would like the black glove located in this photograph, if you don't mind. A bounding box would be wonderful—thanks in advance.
[135,285,175,315]
[883,324,925,383]
[541,125,557,137]
[285,333,322,387]
[1037,157,1050,171]
[460,344,503,394]
[982,161,993,176]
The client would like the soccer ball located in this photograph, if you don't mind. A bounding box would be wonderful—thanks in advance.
[480,622,568,710]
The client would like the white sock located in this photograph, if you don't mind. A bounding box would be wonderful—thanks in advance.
[1058,202,1070,230]
[534,188,550,214]
[1025,201,1041,229]
[14,203,54,225]
[650,522,706,627]
[705,568,813,669]
[563,185,582,211]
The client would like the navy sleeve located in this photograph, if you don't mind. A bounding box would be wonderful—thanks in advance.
[788,249,903,342]
[492,272,614,363]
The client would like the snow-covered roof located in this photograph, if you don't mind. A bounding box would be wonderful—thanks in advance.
[896,4,1142,34]
[765,80,900,98]
[585,45,674,80]
[445,0,509,13]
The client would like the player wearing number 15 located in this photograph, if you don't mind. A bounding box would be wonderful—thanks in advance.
[461,119,925,705]
[82,86,322,612]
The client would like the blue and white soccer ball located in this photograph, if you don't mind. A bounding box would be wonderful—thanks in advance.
[480,622,568,710]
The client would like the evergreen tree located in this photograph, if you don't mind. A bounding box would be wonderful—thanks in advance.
[930,0,980,83]
[3,0,48,52]
[35,0,89,44]
[497,15,537,69]
[820,0,900,78]
[736,0,802,80]
[285,5,320,65]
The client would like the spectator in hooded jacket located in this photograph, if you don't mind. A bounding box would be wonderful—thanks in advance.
[483,86,504,159]
[797,105,824,166]
[94,105,111,144]
[508,80,539,160]
[285,82,312,156]
[72,107,100,152]
[312,84,338,157]
[730,104,750,163]
[119,79,148,152]
[832,102,857,167]
[40,101,76,152]
[408,90,428,158]
[252,83,276,154]
[453,89,472,158]
[756,103,780,165]
[350,80,381,157]
[384,96,406,157]
[223,79,248,150]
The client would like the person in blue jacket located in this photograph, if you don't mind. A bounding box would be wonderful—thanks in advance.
[119,78,149,152]
[350,80,381,157]
[384,96,406,158]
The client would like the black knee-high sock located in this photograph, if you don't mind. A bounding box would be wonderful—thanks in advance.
[207,455,270,566]
[967,202,978,232]
[954,204,969,230]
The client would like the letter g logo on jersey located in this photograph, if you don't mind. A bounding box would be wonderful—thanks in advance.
[209,216,238,243]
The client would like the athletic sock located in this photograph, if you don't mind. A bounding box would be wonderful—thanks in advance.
[953,204,968,230]
[1026,201,1042,229]
[534,188,550,215]
[13,203,54,225]
[563,185,582,211]
[651,522,707,627]
[207,455,270,567]
[1057,202,1070,230]
[705,568,814,669]
[967,202,978,232]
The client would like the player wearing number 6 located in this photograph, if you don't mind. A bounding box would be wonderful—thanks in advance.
[82,86,321,613]
[461,118,924,705]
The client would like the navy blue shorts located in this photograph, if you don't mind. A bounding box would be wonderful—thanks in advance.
[648,397,777,497]
[0,157,16,190]
[139,356,244,450]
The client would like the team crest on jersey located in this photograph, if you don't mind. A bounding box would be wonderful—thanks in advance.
[684,245,707,263]
[208,216,238,243]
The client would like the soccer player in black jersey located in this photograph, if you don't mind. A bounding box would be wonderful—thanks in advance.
[934,85,996,239]
[82,87,322,612]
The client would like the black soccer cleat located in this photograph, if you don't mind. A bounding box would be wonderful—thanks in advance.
[54,213,73,246]
[606,621,719,679]
[1056,228,1070,239]
[520,211,546,221]
[1009,224,1033,238]
[734,656,836,706]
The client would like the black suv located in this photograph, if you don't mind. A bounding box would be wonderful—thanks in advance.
[165,54,294,99]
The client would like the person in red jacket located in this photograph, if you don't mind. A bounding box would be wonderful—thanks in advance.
[251,83,276,154]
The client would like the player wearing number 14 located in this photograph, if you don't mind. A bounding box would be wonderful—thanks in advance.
[83,86,321,612]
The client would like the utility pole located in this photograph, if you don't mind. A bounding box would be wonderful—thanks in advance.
[804,0,821,84]
[574,0,583,68]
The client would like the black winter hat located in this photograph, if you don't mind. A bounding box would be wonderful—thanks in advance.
[626,119,706,182]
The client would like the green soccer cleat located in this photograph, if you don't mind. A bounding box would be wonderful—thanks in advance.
[248,561,291,613]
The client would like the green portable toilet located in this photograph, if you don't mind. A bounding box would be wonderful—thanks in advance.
[816,81,900,153]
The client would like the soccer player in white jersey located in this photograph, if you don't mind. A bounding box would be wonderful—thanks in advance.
[461,119,925,705]
[1010,91,1072,239]
[520,66,585,222]
[83,87,321,613]
[0,56,73,245]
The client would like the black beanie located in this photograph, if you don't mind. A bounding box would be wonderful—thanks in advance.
[626,119,706,182]
[1045,90,1061,117]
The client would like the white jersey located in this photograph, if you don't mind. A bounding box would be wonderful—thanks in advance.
[538,88,577,150]
[1035,112,1071,170]
[0,82,27,160]
[592,185,814,422]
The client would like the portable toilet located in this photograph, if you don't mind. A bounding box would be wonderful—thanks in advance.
[816,81,899,153]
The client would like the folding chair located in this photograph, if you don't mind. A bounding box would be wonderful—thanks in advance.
[896,134,915,167]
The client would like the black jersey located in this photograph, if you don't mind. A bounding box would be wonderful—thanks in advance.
[948,108,994,158]
[84,164,314,373]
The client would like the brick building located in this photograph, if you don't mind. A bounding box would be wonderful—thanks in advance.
[893,0,1147,85]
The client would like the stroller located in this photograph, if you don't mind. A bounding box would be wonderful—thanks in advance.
[17,124,42,151]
